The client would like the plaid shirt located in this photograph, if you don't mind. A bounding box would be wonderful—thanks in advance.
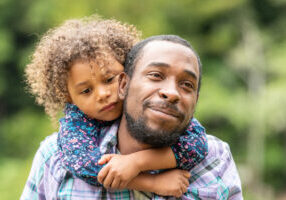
[21,121,243,200]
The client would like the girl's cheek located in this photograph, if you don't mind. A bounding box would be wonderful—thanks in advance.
[111,81,120,90]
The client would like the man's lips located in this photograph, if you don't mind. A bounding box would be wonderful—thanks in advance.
[143,101,185,121]
[100,102,117,112]
[148,106,181,119]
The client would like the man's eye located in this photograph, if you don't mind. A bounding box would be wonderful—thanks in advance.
[81,88,91,94]
[181,81,194,90]
[147,72,163,80]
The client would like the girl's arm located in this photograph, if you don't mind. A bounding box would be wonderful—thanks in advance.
[138,117,208,171]
[126,169,190,198]
[171,117,208,170]
[58,103,111,186]
[98,118,208,188]
[132,118,208,171]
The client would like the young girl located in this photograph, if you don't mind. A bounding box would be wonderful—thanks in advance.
[25,16,208,197]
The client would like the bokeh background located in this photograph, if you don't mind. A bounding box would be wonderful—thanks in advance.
[0,0,285,199]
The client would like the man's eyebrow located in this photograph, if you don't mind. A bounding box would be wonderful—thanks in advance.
[146,62,198,80]
[146,62,170,68]
[184,69,198,80]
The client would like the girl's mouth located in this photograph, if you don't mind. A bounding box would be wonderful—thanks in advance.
[100,102,118,112]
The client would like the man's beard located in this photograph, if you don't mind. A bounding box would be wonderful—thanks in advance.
[124,100,188,147]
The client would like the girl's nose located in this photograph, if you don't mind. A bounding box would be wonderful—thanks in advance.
[96,86,111,102]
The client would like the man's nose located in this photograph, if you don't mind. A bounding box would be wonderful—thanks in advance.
[158,81,180,103]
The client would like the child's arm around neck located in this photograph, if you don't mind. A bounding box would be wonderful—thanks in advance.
[58,103,114,186]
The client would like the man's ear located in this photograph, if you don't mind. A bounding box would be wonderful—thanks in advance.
[196,92,199,103]
[118,72,129,100]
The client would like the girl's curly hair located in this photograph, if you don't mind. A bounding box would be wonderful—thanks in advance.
[25,16,141,121]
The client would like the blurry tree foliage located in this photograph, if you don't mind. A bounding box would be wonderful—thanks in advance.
[0,0,285,199]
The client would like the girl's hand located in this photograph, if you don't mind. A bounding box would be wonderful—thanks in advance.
[152,169,190,198]
[98,154,116,165]
[97,154,140,189]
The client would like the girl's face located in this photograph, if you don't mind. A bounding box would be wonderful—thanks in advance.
[67,58,124,121]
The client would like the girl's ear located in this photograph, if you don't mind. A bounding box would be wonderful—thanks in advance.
[66,93,72,103]
[118,72,129,100]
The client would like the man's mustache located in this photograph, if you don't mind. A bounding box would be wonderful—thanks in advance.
[143,100,185,121]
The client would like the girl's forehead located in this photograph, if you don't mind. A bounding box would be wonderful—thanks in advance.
[91,57,121,72]
[86,57,124,78]
[70,55,123,77]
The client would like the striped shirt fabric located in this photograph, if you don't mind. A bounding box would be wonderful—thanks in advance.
[20,121,243,200]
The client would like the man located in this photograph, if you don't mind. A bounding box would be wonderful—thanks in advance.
[21,35,242,199]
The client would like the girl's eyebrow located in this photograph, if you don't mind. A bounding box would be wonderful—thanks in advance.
[103,68,121,75]
[75,81,89,88]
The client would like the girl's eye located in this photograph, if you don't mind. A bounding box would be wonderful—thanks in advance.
[105,76,115,84]
[81,88,91,94]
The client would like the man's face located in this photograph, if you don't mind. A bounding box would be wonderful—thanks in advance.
[122,41,200,146]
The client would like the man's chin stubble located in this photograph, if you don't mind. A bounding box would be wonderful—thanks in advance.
[124,110,186,147]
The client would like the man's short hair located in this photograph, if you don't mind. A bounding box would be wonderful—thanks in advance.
[124,35,202,93]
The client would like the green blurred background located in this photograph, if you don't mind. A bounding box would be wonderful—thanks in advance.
[0,0,285,199]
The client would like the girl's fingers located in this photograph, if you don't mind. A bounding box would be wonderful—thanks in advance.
[183,171,191,178]
[97,165,109,183]
[119,181,127,189]
[98,154,116,165]
[181,184,188,194]
[182,176,189,187]
[103,171,114,188]
[110,177,120,189]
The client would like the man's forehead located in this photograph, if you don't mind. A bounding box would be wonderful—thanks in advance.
[136,40,198,69]
[143,40,192,53]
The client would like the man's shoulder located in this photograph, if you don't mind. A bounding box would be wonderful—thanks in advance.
[187,134,242,199]
[37,132,59,162]
[20,133,67,200]
[203,134,236,169]
[206,134,231,158]
[30,132,66,184]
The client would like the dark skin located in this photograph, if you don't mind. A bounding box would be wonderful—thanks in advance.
[98,41,200,197]
[120,41,200,139]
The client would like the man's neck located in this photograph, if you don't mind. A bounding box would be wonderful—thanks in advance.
[117,115,151,155]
